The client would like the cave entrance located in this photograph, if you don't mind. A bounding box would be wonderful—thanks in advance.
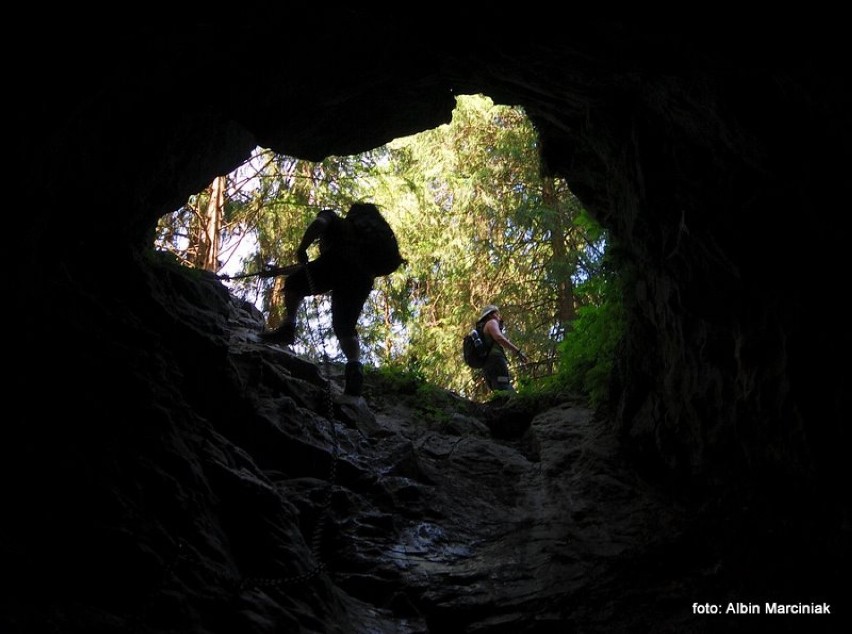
[154,94,618,403]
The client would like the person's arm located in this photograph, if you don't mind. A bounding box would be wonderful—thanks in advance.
[483,319,527,361]
[295,212,333,263]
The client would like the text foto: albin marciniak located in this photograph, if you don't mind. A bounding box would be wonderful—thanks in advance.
[725,602,831,614]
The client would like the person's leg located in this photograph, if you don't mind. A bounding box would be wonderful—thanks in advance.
[282,288,301,326]
[483,356,499,390]
[260,261,329,343]
[338,335,360,363]
[261,288,301,344]
[331,273,373,396]
[484,353,515,393]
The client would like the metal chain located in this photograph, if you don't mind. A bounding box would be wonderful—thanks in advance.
[240,261,340,590]
[137,259,343,629]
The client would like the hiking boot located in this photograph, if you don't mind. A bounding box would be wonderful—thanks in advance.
[344,361,364,396]
[259,322,296,345]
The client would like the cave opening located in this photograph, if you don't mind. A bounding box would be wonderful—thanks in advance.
[152,93,617,404]
[9,21,848,632]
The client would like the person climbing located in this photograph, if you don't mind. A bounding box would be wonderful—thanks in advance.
[259,202,404,397]
[476,304,528,393]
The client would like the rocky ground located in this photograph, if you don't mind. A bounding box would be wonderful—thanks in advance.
[4,263,843,633]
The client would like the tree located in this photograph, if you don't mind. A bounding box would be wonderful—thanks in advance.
[197,176,225,271]
[156,95,614,401]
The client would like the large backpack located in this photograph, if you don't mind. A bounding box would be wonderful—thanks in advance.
[462,324,491,369]
[344,203,405,276]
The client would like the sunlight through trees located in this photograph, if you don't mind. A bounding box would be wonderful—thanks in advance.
[155,95,617,400]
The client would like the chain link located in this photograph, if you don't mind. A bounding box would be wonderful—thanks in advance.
[240,262,340,590]
[138,259,344,626]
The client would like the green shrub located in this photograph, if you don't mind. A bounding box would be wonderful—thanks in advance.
[554,293,624,408]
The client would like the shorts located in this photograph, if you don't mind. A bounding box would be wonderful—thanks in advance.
[483,349,515,392]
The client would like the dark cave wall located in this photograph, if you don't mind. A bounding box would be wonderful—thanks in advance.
[601,63,849,492]
[490,37,849,495]
[13,20,849,504]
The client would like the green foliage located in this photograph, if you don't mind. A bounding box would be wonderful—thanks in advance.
[157,93,624,408]
[367,363,473,427]
[369,363,427,395]
[550,274,625,408]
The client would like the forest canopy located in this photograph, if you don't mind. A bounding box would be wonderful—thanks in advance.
[155,94,620,402]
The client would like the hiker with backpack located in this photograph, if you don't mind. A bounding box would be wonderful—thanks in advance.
[475,304,528,393]
[259,202,404,397]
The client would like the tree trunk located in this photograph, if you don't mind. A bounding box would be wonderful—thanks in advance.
[198,176,225,272]
[543,176,576,330]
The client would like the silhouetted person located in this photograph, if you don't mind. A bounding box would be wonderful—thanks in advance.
[260,203,403,397]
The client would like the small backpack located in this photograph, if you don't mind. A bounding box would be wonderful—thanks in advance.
[462,324,491,369]
[344,203,405,277]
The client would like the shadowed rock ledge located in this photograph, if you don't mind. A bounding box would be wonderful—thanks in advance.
[5,257,841,633]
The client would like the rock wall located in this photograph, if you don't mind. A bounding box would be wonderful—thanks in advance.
[7,16,849,633]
